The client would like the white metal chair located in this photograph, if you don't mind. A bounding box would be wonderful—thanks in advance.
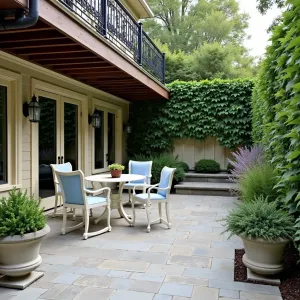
[124,160,152,204]
[131,166,176,233]
[50,162,93,218]
[56,170,111,240]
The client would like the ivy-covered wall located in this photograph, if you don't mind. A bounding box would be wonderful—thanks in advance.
[252,1,300,242]
[127,79,254,158]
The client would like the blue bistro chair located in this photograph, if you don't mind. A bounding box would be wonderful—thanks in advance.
[56,170,111,240]
[131,166,176,233]
[50,163,93,218]
[124,160,152,203]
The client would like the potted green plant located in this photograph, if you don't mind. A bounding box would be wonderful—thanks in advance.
[223,196,295,275]
[108,163,125,178]
[0,188,50,282]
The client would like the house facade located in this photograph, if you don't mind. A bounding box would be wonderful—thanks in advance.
[0,0,168,210]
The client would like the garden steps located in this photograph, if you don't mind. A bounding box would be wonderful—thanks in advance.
[175,172,236,196]
[184,172,230,183]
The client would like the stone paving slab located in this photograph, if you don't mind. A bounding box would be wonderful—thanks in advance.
[1,194,284,300]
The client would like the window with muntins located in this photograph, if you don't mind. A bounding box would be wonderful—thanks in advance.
[0,85,7,184]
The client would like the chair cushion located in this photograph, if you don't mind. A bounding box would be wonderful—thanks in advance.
[86,196,108,205]
[135,193,166,201]
[57,185,93,194]
[124,183,146,189]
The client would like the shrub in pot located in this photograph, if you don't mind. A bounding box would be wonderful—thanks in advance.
[223,196,295,275]
[0,188,50,278]
[108,163,125,178]
[195,159,220,173]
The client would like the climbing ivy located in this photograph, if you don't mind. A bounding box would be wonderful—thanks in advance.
[127,79,254,157]
[252,1,300,244]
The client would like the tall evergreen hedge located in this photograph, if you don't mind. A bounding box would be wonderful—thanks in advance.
[252,1,300,243]
[127,79,254,157]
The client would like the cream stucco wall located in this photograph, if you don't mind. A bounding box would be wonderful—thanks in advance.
[0,51,129,201]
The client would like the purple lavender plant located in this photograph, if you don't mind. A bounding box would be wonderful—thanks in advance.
[228,145,264,183]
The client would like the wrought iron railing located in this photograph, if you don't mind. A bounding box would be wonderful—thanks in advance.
[59,0,165,84]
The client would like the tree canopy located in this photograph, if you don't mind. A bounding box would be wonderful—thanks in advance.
[256,0,285,14]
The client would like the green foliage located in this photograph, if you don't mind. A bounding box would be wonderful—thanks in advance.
[177,161,189,173]
[108,163,125,171]
[156,41,258,84]
[223,196,295,241]
[238,164,278,202]
[133,154,185,185]
[127,79,254,157]
[227,163,234,173]
[0,188,46,237]
[195,159,220,174]
[252,1,300,245]
[144,0,248,53]
[256,0,286,14]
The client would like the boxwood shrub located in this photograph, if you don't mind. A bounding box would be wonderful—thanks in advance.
[195,159,220,173]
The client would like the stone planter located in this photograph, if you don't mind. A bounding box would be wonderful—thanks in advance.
[241,236,289,275]
[0,224,50,277]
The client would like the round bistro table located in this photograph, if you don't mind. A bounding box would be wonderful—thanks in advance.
[85,174,146,225]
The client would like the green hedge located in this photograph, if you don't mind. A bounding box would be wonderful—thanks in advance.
[127,79,254,157]
[252,1,300,244]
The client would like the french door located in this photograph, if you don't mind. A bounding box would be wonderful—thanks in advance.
[93,107,116,173]
[37,91,81,210]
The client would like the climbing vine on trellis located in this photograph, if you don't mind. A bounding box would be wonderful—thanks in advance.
[127,79,254,157]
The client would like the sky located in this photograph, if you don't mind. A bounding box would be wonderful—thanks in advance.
[237,0,282,58]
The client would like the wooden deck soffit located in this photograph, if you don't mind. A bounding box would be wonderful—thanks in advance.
[0,0,169,101]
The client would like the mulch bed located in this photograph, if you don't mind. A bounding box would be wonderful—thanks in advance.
[235,246,300,300]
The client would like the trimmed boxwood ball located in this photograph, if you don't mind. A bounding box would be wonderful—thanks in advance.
[178,161,189,173]
[195,159,220,173]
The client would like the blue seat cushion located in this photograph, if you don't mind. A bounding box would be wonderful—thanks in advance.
[86,196,108,205]
[124,183,146,189]
[135,193,166,201]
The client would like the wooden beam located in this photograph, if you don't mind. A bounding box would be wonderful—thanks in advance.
[15,46,88,56]
[30,53,97,61]
[43,59,105,67]
[0,38,75,50]
[0,31,66,43]
[54,65,115,72]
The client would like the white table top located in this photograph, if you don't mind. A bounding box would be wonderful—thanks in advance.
[85,173,145,183]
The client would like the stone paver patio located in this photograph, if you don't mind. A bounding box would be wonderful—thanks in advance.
[0,195,282,300]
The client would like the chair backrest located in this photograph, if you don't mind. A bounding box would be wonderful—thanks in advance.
[129,160,152,184]
[50,162,72,193]
[158,167,176,197]
[55,170,86,206]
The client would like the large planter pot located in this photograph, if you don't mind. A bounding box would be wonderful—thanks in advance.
[110,170,122,178]
[0,224,50,277]
[241,236,289,275]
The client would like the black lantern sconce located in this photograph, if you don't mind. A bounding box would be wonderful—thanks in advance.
[88,110,101,128]
[123,124,132,134]
[23,94,41,123]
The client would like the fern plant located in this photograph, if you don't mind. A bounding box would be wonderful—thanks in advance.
[223,196,295,241]
[0,188,46,237]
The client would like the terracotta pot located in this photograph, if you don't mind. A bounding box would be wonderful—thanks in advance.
[0,224,50,277]
[241,235,289,275]
[110,170,122,178]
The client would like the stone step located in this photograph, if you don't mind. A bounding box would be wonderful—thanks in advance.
[184,172,230,183]
[174,181,237,196]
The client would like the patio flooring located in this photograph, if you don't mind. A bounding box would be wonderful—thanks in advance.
[0,194,282,300]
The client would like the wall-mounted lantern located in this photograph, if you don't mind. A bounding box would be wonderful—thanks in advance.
[89,110,101,128]
[123,124,132,134]
[23,94,40,123]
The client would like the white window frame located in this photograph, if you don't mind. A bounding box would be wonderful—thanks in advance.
[92,98,122,174]
[0,68,22,192]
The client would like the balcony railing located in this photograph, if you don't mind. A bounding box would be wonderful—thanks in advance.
[59,0,165,84]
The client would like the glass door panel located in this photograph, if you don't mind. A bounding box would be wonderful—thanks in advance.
[0,86,7,184]
[94,109,105,169]
[107,112,116,165]
[38,97,58,199]
[63,102,79,170]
